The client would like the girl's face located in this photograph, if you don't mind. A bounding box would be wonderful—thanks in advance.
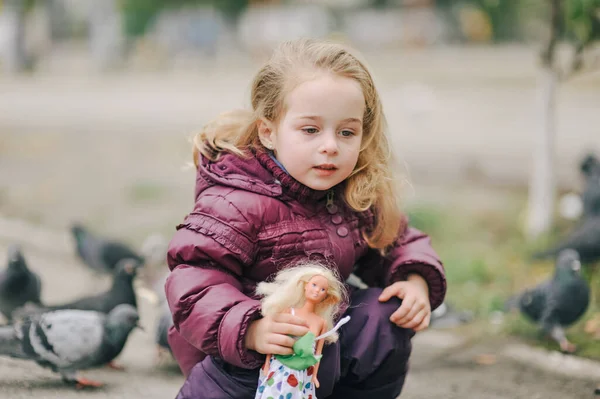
[305,275,329,304]
[259,73,365,191]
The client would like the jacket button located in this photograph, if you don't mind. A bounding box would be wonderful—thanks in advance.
[327,204,339,214]
[336,227,349,237]
[331,214,343,225]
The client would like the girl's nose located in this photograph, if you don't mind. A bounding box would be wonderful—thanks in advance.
[319,131,339,155]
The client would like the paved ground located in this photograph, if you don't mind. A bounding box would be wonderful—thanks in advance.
[1,45,599,398]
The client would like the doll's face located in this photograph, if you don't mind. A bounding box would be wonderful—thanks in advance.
[305,275,329,303]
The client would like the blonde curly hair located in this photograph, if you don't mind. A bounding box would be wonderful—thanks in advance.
[192,38,403,249]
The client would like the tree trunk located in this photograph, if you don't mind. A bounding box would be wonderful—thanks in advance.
[525,0,561,240]
[89,0,123,71]
[2,0,27,74]
[526,66,558,239]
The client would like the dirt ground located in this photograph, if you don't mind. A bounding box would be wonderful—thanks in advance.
[1,45,599,398]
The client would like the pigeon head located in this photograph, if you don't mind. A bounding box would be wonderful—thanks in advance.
[105,304,142,343]
[108,304,140,328]
[115,258,142,278]
[555,249,582,276]
[580,153,600,176]
[70,223,87,241]
[6,244,27,272]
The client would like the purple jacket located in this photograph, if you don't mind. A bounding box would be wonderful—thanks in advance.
[165,150,446,376]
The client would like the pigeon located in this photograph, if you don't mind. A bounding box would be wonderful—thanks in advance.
[580,153,600,218]
[532,216,600,264]
[12,258,139,320]
[0,304,140,388]
[71,223,144,275]
[0,245,42,323]
[510,249,590,353]
[156,299,173,358]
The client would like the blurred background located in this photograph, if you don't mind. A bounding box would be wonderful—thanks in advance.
[0,0,599,397]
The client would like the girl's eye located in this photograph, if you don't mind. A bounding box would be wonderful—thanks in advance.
[321,288,325,292]
[302,128,319,134]
[312,283,316,287]
[339,130,354,137]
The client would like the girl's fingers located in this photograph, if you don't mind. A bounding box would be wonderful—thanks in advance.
[264,344,294,356]
[273,313,309,327]
[395,299,426,325]
[390,297,415,323]
[272,322,309,337]
[267,333,296,349]
[413,313,431,332]
[378,285,400,302]
[399,309,427,329]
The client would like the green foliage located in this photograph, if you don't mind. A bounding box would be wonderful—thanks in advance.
[119,0,249,37]
[565,0,600,45]
[120,0,163,37]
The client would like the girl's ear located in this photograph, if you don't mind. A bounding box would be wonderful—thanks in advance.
[257,118,276,150]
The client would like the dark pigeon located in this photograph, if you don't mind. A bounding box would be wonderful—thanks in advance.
[71,223,144,275]
[13,259,138,320]
[149,271,172,360]
[532,216,600,264]
[533,154,600,263]
[0,245,42,323]
[580,153,600,218]
[511,249,590,353]
[0,304,140,388]
[156,300,173,355]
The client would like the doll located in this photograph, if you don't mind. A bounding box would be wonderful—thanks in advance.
[254,263,349,399]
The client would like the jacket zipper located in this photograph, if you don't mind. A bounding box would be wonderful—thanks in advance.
[326,190,335,212]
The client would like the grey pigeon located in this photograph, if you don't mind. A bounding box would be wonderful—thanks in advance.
[0,245,42,323]
[580,153,600,218]
[532,216,600,264]
[71,223,144,275]
[12,259,139,321]
[533,154,600,263]
[156,299,173,355]
[511,249,590,353]
[0,304,140,387]
[149,271,173,360]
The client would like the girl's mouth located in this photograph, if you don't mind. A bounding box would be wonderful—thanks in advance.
[314,164,337,170]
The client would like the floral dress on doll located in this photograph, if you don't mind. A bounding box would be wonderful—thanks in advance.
[255,309,350,399]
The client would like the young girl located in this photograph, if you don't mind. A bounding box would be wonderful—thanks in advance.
[255,264,348,399]
[165,38,446,399]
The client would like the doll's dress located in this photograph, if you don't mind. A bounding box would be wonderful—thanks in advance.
[254,310,350,399]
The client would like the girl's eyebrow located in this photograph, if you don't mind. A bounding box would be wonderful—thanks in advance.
[296,115,362,124]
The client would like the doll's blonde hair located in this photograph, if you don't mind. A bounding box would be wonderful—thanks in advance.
[256,263,347,343]
[192,38,403,250]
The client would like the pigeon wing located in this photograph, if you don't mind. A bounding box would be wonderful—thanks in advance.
[28,310,105,370]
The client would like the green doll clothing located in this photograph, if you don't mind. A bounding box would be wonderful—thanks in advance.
[254,310,350,399]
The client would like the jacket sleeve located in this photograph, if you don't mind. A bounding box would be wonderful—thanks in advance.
[165,194,264,369]
[355,223,446,311]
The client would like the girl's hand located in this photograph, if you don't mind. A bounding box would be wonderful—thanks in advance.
[378,274,431,331]
[244,313,309,355]
[312,374,320,388]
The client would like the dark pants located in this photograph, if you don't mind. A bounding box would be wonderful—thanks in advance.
[176,288,414,399]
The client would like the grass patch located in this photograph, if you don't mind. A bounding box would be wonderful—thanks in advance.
[127,181,167,203]
[405,194,600,359]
